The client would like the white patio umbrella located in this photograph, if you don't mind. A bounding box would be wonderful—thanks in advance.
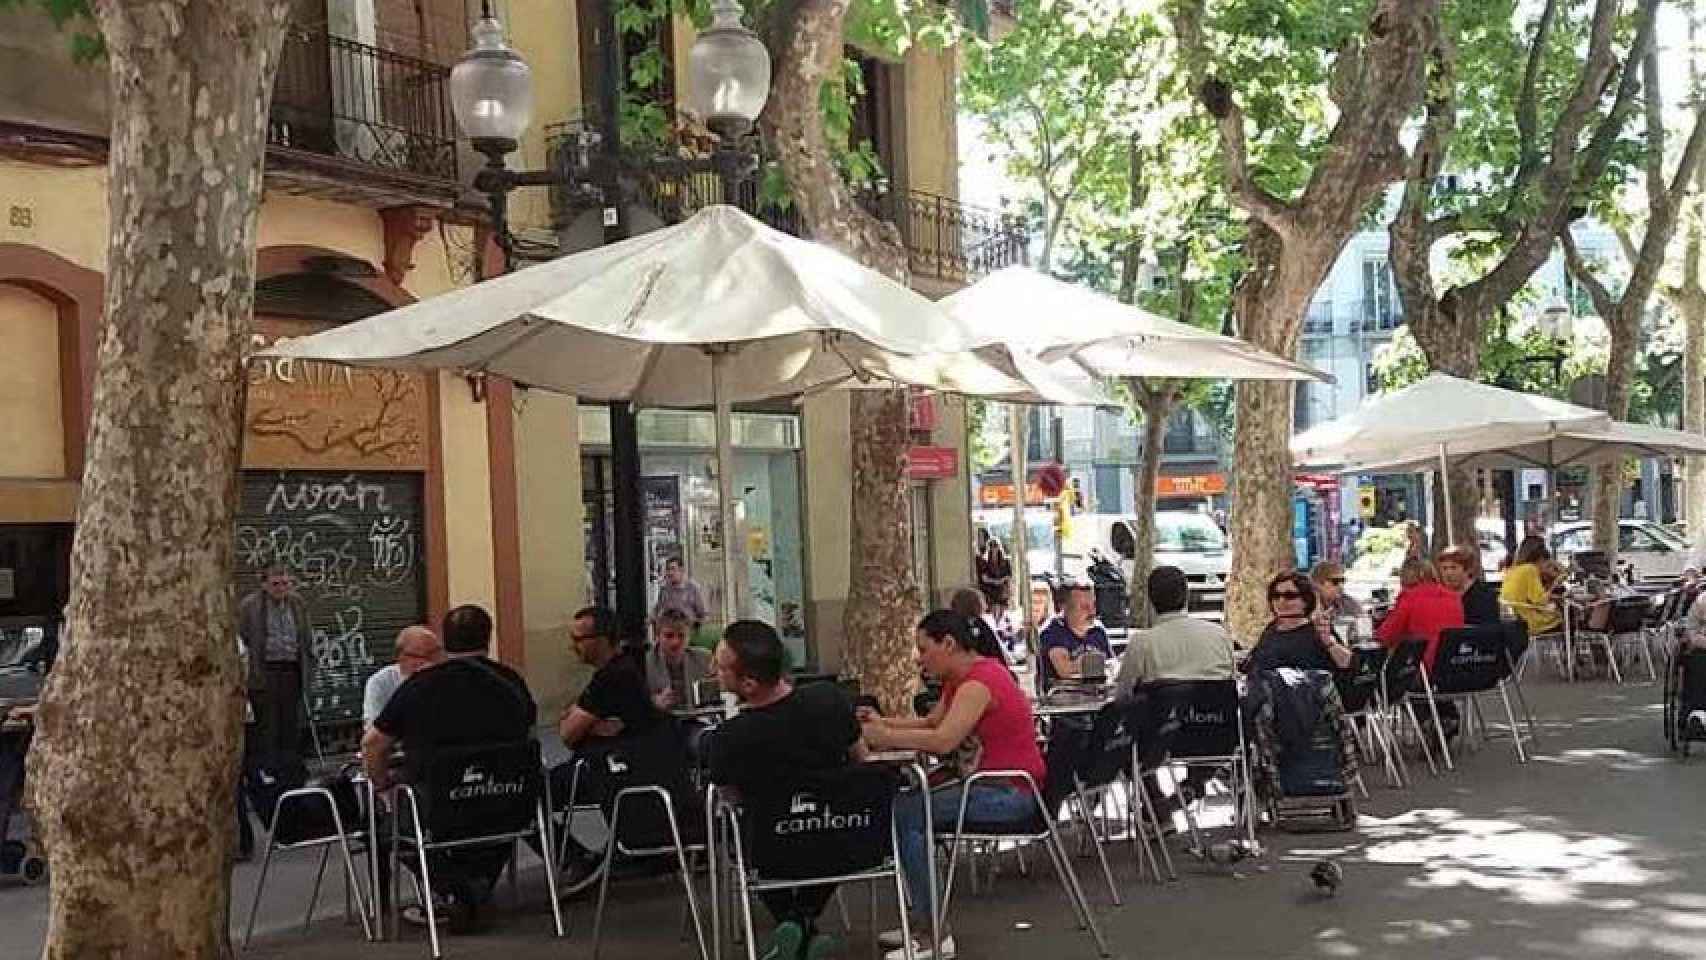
[938,267,1333,638]
[264,205,1089,624]
[1291,373,1622,544]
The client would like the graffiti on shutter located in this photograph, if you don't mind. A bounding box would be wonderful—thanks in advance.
[235,470,426,727]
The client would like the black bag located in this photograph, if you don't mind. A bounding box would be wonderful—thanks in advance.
[246,754,309,827]
[271,765,365,846]
[582,722,704,852]
[1680,651,1706,718]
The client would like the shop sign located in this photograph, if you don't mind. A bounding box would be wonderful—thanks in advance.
[905,446,959,480]
[977,481,1046,507]
[245,315,429,472]
[1156,473,1227,497]
[1358,485,1377,519]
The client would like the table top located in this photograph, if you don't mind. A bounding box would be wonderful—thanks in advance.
[670,703,730,721]
[1031,695,1113,717]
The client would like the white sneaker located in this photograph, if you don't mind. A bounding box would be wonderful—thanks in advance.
[1688,709,1706,736]
[884,935,956,960]
[878,929,907,949]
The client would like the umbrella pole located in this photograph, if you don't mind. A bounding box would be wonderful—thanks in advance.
[1009,404,1032,646]
[711,348,739,627]
[1439,443,1456,547]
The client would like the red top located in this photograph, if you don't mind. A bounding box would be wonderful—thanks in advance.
[1376,581,1465,670]
[945,657,1046,790]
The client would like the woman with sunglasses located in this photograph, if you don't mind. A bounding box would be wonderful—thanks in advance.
[1243,571,1354,675]
[1309,561,1363,620]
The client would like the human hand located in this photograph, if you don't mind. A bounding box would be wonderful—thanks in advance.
[855,705,879,724]
[654,689,679,711]
[861,721,888,749]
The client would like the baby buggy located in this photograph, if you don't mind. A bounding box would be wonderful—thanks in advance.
[0,696,47,886]
[1245,667,1360,832]
[1663,645,1706,758]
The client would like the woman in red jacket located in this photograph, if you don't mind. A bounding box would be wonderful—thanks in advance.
[1376,557,1465,670]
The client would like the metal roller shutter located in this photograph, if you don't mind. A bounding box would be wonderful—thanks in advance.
[235,470,426,729]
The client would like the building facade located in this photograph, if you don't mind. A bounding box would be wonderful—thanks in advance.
[0,1,1012,730]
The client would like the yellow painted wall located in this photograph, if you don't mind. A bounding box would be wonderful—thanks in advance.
[0,161,109,269]
[514,388,588,720]
[801,392,852,670]
[0,284,65,479]
[506,0,583,233]
[899,45,960,200]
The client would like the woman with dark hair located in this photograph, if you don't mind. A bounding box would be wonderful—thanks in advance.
[950,587,1012,668]
[977,539,1013,622]
[862,610,1044,960]
[1243,571,1354,674]
[1501,535,1562,637]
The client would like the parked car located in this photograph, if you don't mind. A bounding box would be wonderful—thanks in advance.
[1550,519,1694,580]
[1064,511,1229,616]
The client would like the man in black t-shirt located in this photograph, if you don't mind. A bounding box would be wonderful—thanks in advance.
[558,606,661,748]
[363,604,536,934]
[705,620,865,960]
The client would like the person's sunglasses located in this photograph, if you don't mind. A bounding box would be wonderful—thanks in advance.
[1329,577,1347,586]
[1269,589,1303,600]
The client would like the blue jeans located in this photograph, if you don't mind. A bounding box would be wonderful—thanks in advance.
[894,782,1036,913]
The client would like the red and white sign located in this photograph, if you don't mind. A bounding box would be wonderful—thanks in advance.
[908,391,939,433]
[905,445,959,480]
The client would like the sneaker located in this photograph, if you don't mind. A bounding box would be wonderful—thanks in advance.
[884,935,956,960]
[1688,710,1706,737]
[877,929,907,949]
[760,920,805,960]
[400,904,448,928]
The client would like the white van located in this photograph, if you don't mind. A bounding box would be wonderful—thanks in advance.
[1066,511,1231,615]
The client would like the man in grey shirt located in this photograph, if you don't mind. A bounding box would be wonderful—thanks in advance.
[1115,566,1236,697]
[237,567,314,767]
[363,625,445,728]
[652,556,708,627]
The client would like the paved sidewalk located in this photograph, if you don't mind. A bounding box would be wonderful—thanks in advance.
[8,678,1706,958]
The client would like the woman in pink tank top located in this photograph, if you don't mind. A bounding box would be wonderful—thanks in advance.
[861,610,1046,960]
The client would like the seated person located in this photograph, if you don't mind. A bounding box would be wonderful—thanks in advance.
[1037,581,1111,691]
[363,605,537,934]
[560,606,662,749]
[364,625,444,729]
[1310,561,1363,620]
[705,621,865,960]
[1244,571,1353,675]
[1115,566,1235,697]
[1437,546,1501,626]
[1375,558,1465,670]
[1501,536,1563,636]
[862,611,1045,960]
[644,607,715,711]
[950,587,1012,669]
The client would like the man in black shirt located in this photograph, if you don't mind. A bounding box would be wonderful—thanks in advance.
[706,620,865,960]
[558,606,660,748]
[363,605,536,933]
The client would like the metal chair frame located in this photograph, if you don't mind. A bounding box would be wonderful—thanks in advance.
[590,783,710,960]
[243,784,374,947]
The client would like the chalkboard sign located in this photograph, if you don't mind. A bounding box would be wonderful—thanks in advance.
[234,470,426,728]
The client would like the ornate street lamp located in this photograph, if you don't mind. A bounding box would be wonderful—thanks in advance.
[448,0,771,643]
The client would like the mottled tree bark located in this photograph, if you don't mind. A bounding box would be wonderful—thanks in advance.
[26,2,289,958]
[1178,0,1438,641]
[762,0,919,714]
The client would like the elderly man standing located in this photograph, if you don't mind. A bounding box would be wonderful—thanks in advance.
[652,556,708,628]
[239,566,315,768]
[645,608,715,710]
[364,626,445,729]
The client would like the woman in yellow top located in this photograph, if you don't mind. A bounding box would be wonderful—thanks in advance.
[1501,535,1563,636]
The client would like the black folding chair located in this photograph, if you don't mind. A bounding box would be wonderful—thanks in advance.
[1411,626,1532,771]
[1379,639,1442,775]
[1140,679,1256,856]
[720,765,910,960]
[243,771,374,946]
[391,740,564,959]
[1336,646,1403,789]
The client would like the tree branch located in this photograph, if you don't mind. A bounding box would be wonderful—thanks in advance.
[1510,0,1561,197]
[1172,0,1296,239]
[1560,229,1620,324]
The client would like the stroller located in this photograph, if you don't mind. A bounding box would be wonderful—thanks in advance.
[1663,644,1706,758]
[1245,667,1360,832]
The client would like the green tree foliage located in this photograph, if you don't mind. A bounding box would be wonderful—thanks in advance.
[0,0,100,60]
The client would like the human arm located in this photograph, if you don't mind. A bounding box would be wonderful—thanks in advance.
[867,693,943,731]
[1375,594,1410,647]
[862,681,991,757]
[559,705,623,747]
[1313,613,1354,670]
[1047,645,1079,681]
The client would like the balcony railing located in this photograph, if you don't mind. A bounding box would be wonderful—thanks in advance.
[269,28,458,186]
[551,128,1028,285]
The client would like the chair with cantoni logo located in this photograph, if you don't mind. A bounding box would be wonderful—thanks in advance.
[391,739,563,959]
[1407,625,1532,771]
[716,764,907,960]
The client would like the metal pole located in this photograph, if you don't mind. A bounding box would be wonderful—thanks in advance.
[1052,408,1065,578]
[1009,405,1032,644]
[1439,443,1455,547]
[711,349,739,625]
[598,0,647,644]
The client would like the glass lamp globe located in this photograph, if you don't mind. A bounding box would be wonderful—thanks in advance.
[686,0,772,139]
[451,16,535,152]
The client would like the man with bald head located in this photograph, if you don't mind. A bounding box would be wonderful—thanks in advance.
[364,625,445,729]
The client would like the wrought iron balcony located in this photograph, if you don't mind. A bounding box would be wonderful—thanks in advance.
[267,28,459,203]
[549,127,1030,286]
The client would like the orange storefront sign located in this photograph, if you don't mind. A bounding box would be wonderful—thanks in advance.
[977,481,1048,507]
[1156,474,1227,497]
